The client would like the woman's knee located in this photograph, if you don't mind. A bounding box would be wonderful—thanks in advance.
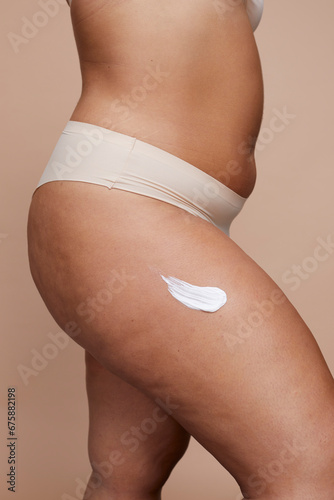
[85,430,190,497]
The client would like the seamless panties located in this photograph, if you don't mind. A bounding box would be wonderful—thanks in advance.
[35,121,247,236]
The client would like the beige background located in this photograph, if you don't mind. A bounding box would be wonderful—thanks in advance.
[1,1,334,499]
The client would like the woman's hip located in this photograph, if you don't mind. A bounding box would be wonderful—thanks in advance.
[33,120,248,237]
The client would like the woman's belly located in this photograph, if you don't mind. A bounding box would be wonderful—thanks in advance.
[69,0,264,197]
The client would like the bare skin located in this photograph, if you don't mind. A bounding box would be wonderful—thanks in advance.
[70,0,263,197]
[27,1,334,499]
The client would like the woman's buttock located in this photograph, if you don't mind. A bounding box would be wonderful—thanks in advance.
[28,180,334,497]
[70,0,264,197]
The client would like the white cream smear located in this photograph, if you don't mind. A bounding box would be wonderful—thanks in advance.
[160,275,227,312]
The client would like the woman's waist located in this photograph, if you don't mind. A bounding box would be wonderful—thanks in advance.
[70,89,260,197]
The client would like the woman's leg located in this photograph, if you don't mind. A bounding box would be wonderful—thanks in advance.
[28,182,334,499]
[83,351,190,500]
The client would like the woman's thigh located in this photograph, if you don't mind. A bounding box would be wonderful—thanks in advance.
[28,182,334,498]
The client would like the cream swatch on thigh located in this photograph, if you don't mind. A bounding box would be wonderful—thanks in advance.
[160,275,227,312]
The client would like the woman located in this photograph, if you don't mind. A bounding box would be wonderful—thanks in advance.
[27,0,334,498]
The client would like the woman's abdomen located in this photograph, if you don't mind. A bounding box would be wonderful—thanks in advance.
[70,0,264,197]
